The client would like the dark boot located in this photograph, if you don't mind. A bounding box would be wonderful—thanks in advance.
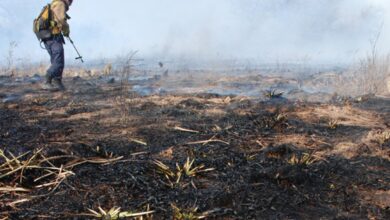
[53,78,66,91]
[41,75,58,91]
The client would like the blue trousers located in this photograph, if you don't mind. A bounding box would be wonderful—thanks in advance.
[44,35,65,81]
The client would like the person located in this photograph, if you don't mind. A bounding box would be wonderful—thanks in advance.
[41,0,73,91]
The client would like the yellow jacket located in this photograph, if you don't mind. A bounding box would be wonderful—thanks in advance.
[51,0,70,35]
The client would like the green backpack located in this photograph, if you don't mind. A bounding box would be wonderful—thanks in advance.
[33,4,52,41]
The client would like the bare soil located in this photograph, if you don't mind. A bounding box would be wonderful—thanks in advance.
[0,74,389,219]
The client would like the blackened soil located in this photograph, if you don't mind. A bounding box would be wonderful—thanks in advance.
[0,77,389,219]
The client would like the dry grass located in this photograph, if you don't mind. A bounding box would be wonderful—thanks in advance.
[330,49,390,97]
[117,51,138,123]
[0,148,124,209]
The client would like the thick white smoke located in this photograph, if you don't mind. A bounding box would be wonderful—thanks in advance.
[0,6,10,28]
[0,0,389,65]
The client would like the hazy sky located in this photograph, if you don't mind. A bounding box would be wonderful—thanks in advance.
[0,0,389,65]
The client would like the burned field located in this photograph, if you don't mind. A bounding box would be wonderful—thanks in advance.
[0,75,390,219]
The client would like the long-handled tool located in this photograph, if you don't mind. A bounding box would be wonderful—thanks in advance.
[66,37,84,63]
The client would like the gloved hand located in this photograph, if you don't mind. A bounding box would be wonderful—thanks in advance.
[63,29,70,37]
[63,25,70,37]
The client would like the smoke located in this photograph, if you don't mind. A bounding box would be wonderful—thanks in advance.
[227,0,386,62]
[0,0,389,65]
[0,6,10,28]
[0,6,11,51]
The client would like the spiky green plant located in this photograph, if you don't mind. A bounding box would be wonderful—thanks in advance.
[172,204,205,220]
[378,131,390,145]
[287,153,316,166]
[328,119,339,129]
[264,89,283,99]
[153,158,214,185]
[275,113,287,122]
[87,206,154,220]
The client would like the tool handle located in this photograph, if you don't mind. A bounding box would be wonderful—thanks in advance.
[66,37,84,63]
[76,56,84,63]
[66,36,73,44]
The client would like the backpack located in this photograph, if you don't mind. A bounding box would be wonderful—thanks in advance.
[33,4,52,41]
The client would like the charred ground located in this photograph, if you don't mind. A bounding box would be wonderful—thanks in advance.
[0,74,389,219]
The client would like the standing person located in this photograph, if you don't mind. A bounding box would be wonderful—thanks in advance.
[41,0,73,91]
